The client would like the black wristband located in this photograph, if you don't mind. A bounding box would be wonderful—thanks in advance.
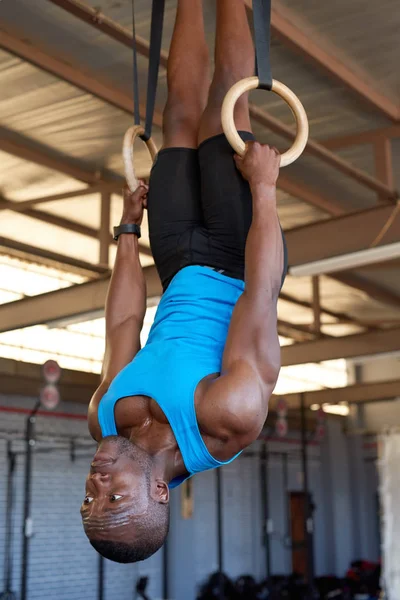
[113,223,141,241]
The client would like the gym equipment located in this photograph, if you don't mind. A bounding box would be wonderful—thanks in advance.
[221,0,309,167]
[98,554,104,600]
[0,442,18,600]
[123,1,165,191]
[379,432,400,599]
[20,400,40,600]
[197,571,239,600]
[136,576,151,600]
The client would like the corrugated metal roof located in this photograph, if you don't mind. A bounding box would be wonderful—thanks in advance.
[0,0,399,337]
[278,0,400,102]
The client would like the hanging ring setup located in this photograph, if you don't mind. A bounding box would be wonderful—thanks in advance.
[222,0,309,167]
[222,77,309,167]
[123,0,165,191]
[123,126,158,192]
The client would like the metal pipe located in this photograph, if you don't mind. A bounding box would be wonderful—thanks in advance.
[2,442,17,598]
[20,401,40,600]
[98,555,104,600]
[162,537,169,600]
[282,451,292,573]
[260,442,271,580]
[216,468,224,600]
[300,393,314,585]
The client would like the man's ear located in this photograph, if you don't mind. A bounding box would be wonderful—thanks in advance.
[151,479,169,504]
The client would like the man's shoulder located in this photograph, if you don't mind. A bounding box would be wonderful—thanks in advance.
[198,363,268,451]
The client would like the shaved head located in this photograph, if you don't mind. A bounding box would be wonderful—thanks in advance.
[81,436,169,563]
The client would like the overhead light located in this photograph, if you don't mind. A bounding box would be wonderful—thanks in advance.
[310,404,320,411]
[322,403,350,416]
[289,242,400,278]
[348,350,400,364]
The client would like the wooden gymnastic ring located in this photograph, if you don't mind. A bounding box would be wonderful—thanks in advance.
[123,125,158,192]
[221,77,309,167]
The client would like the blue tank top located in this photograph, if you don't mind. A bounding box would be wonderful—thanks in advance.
[98,266,245,488]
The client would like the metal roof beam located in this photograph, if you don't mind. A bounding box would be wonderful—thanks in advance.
[0,126,102,184]
[286,204,400,267]
[332,272,400,310]
[279,291,372,331]
[261,3,399,122]
[0,356,99,403]
[1,204,400,333]
[0,264,326,341]
[0,235,110,276]
[1,351,396,409]
[45,0,397,202]
[277,175,345,217]
[0,31,162,127]
[286,204,400,308]
[0,266,160,334]
[248,104,397,201]
[322,125,400,151]
[0,193,152,257]
[0,129,152,255]
[0,274,397,365]
[374,137,394,202]
[0,182,122,213]
[273,379,400,409]
[47,0,166,65]
[0,121,345,221]
[281,327,400,366]
[0,30,162,127]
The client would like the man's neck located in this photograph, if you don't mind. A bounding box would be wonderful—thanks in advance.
[128,423,188,483]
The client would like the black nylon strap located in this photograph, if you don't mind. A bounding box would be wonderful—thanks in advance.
[143,0,165,141]
[131,0,165,141]
[253,0,273,90]
[131,0,141,126]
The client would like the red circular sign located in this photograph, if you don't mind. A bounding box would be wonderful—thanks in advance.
[275,416,288,438]
[42,360,61,384]
[276,397,288,417]
[40,384,60,410]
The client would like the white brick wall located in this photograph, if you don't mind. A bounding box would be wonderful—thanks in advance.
[0,394,163,600]
[0,392,381,600]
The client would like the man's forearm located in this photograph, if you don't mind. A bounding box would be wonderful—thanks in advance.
[105,234,146,335]
[244,183,284,303]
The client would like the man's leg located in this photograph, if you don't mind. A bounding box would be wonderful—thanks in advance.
[198,0,254,144]
[147,0,211,290]
[162,0,210,149]
[190,0,256,281]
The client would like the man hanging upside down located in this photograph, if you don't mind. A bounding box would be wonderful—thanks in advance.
[81,0,287,563]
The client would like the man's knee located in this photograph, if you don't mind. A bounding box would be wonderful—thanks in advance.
[207,64,253,109]
[163,99,204,143]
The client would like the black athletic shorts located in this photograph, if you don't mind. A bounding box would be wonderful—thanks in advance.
[147,131,288,291]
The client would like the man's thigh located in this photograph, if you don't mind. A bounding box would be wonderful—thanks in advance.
[197,131,255,279]
[197,132,288,286]
[147,147,203,290]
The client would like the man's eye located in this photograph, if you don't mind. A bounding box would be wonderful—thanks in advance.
[84,496,94,505]
[110,494,123,503]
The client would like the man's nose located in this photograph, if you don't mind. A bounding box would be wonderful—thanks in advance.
[90,472,111,483]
